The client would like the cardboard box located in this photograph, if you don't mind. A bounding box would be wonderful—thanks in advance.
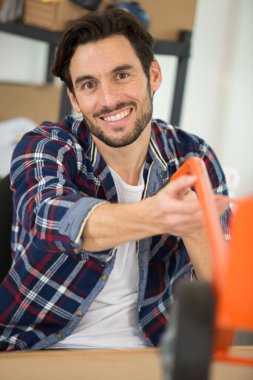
[0,83,62,125]
[23,0,196,38]
[23,0,89,31]
[139,0,197,40]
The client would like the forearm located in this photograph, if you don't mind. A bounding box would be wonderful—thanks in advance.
[82,201,214,282]
[82,198,156,251]
[81,176,206,252]
[182,230,212,281]
[81,175,229,283]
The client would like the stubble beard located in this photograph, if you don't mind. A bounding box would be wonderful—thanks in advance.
[82,89,153,148]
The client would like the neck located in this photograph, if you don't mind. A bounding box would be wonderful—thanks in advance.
[92,125,151,185]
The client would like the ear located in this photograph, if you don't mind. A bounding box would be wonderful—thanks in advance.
[149,59,162,93]
[67,88,81,114]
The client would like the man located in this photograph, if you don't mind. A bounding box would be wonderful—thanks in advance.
[0,9,230,351]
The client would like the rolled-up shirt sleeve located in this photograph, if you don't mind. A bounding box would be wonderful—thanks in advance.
[10,124,109,257]
[58,197,107,244]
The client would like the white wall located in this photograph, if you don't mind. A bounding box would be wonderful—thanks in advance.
[155,0,253,196]
[179,0,253,196]
[0,32,48,84]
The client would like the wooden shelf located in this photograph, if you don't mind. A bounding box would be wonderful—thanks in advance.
[0,22,191,124]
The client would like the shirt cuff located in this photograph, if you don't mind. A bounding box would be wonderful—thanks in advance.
[75,201,107,244]
[58,197,107,244]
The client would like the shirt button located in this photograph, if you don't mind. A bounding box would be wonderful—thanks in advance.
[75,310,84,318]
[55,331,63,339]
[101,273,107,281]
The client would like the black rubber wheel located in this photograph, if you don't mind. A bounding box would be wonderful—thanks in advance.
[162,281,215,380]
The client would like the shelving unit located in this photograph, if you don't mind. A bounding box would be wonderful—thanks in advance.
[0,21,191,125]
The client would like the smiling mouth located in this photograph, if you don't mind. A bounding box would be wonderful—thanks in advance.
[100,108,132,122]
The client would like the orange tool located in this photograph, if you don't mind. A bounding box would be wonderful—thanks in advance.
[170,156,253,367]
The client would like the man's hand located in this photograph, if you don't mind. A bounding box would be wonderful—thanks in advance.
[149,175,204,237]
[148,174,229,280]
[149,175,229,238]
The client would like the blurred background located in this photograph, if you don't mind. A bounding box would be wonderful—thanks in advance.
[0,0,252,198]
[153,0,253,198]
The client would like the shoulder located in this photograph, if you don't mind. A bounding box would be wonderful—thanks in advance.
[25,116,79,143]
[151,119,227,192]
[151,118,208,158]
[12,116,89,157]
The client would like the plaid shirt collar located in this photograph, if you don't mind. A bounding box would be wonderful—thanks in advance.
[74,118,178,201]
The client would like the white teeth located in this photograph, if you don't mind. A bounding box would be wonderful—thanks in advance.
[103,109,130,122]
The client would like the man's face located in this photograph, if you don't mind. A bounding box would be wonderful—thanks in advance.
[68,35,161,148]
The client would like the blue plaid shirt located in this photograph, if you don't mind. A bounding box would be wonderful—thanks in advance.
[0,117,229,351]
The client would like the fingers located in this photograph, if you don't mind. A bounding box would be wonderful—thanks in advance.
[184,189,197,201]
[161,195,201,216]
[155,175,231,238]
[164,175,197,199]
[161,207,204,236]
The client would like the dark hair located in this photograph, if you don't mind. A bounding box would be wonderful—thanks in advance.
[52,8,154,92]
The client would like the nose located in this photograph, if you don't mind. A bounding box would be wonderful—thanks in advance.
[97,80,121,110]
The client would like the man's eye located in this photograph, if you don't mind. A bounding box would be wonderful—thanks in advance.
[117,72,129,80]
[82,82,95,90]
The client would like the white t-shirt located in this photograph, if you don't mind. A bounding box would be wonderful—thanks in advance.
[50,167,147,349]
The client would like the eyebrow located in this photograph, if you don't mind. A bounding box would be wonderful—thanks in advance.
[74,64,135,88]
[111,64,134,73]
[74,75,95,88]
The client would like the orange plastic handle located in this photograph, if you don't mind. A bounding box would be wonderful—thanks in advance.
[171,159,253,366]
[170,157,227,292]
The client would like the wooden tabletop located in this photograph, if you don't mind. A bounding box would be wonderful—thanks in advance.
[0,346,252,380]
